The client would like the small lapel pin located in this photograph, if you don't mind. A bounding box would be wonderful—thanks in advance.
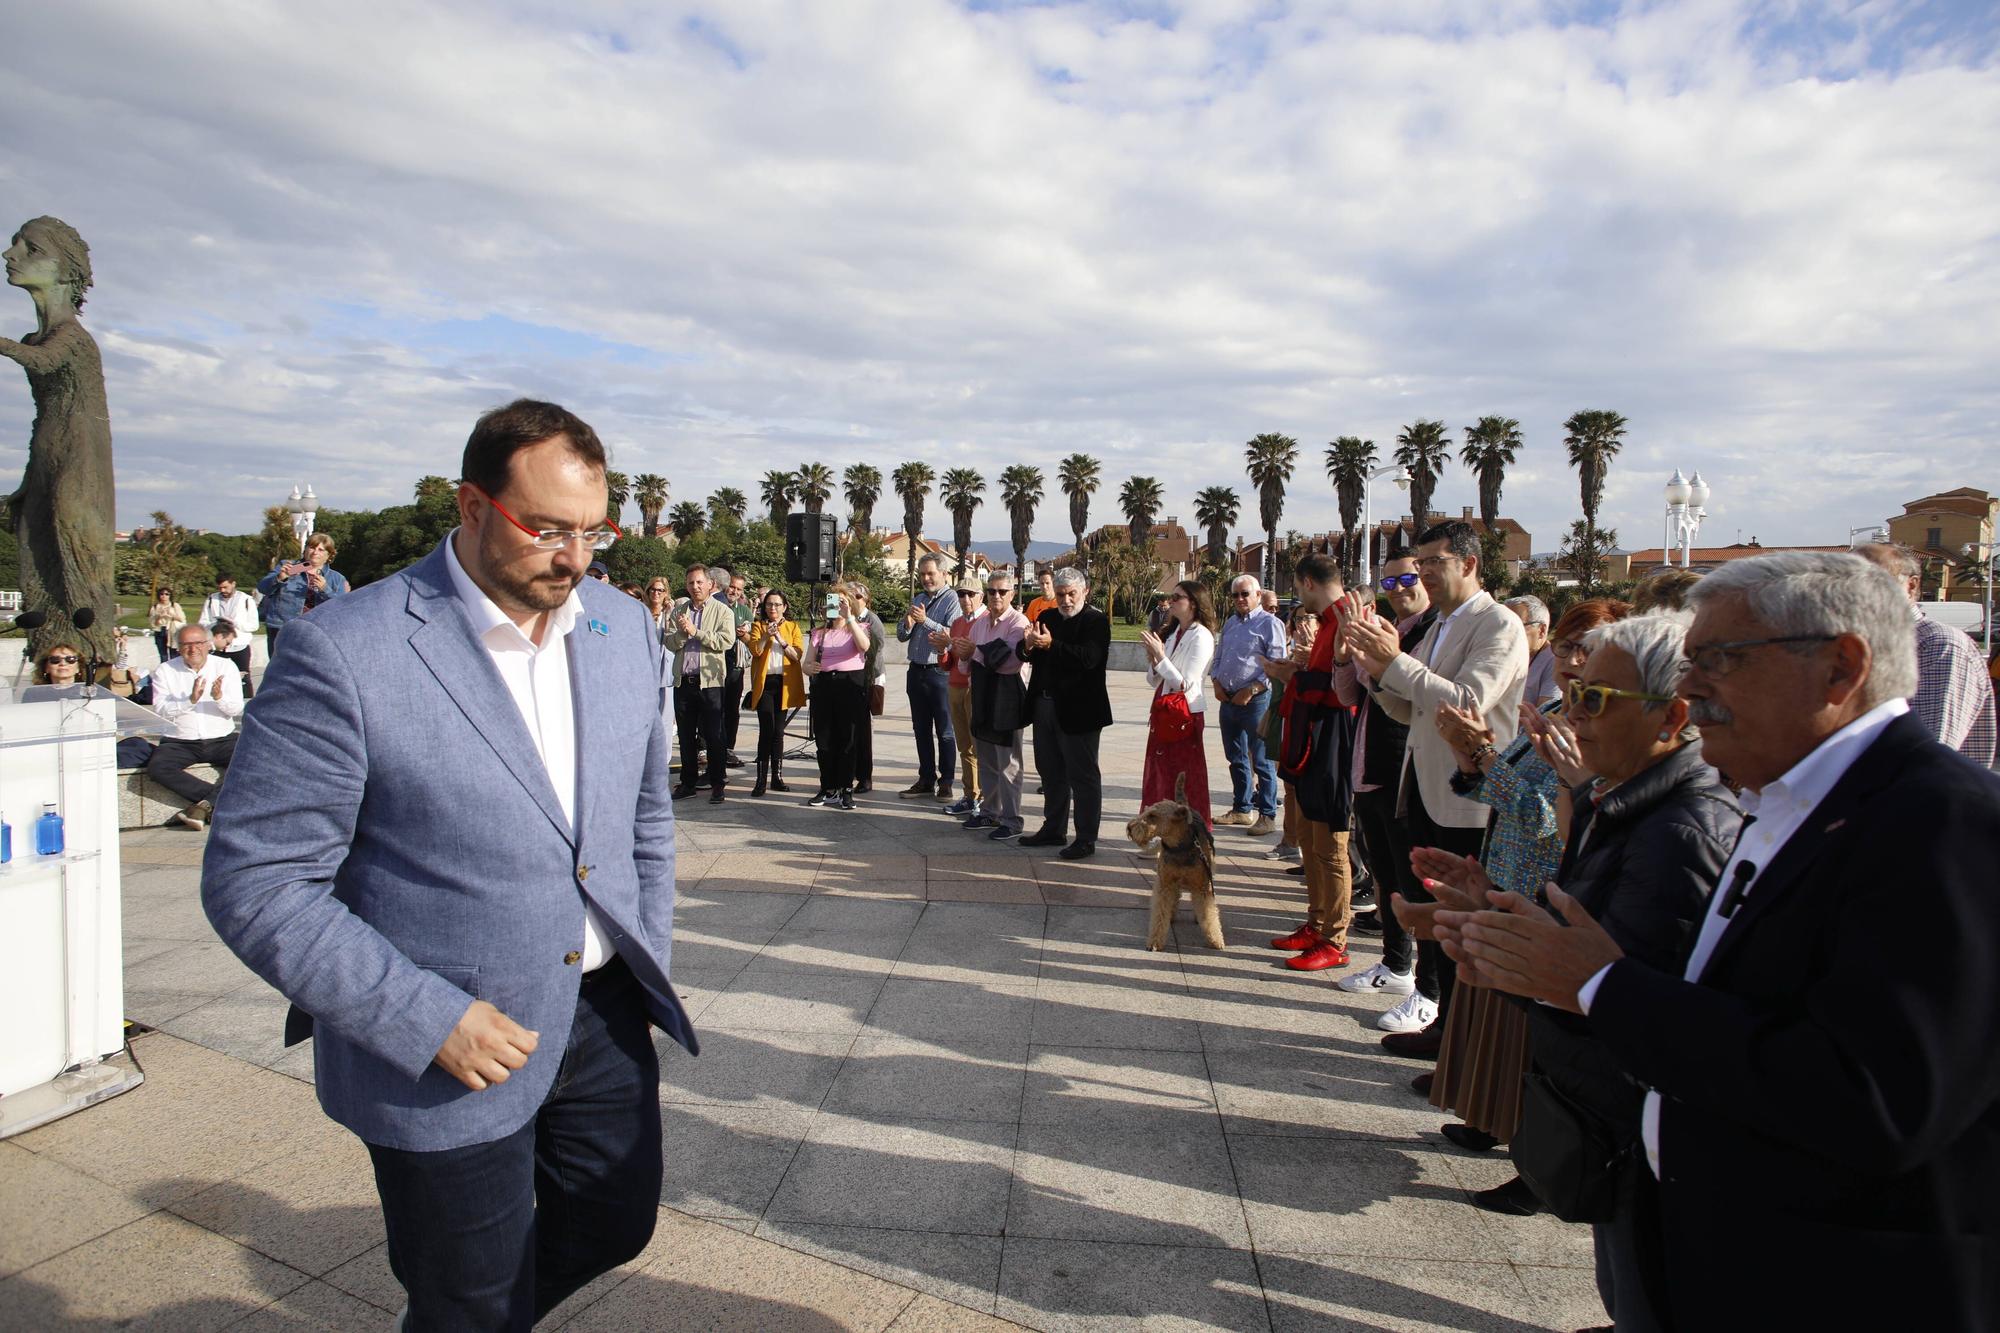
[588,618,610,637]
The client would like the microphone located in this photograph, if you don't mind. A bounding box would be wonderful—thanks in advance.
[72,607,97,631]
[11,609,47,631]
[1716,859,1757,918]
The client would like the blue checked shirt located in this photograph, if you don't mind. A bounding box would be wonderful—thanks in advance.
[897,585,961,666]
[1212,607,1288,694]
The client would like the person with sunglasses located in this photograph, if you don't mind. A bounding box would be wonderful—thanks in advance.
[1400,612,1738,1329]
[954,576,1031,840]
[1411,597,1630,1218]
[202,398,695,1333]
[34,640,85,686]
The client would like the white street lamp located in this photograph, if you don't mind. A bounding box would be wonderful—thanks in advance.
[1964,541,1998,652]
[1847,525,1888,547]
[286,484,320,555]
[1359,465,1413,592]
[1663,469,1710,569]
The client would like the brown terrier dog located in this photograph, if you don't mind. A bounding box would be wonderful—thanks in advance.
[1126,772,1224,950]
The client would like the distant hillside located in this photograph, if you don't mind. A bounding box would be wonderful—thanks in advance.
[966,539,1069,563]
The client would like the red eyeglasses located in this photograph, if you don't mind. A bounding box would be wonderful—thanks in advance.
[461,481,620,551]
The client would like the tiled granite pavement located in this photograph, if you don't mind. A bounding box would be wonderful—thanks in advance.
[2,674,1606,1330]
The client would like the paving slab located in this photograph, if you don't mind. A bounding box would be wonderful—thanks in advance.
[755,1220,1006,1314]
[995,1236,1269,1332]
[765,1114,1018,1234]
[0,1142,154,1281]
[1009,1120,1250,1248]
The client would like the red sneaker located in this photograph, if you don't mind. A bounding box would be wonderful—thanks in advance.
[1268,923,1322,952]
[1286,941,1351,971]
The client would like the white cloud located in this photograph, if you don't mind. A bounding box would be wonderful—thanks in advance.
[0,0,1993,554]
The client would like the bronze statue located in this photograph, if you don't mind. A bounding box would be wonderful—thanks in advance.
[3,216,116,662]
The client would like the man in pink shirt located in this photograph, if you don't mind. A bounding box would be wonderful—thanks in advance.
[954,574,1031,839]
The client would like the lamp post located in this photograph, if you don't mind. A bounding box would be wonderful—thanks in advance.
[1663,470,1710,569]
[1964,541,1998,651]
[1847,525,1888,547]
[286,484,319,555]
[1358,465,1413,591]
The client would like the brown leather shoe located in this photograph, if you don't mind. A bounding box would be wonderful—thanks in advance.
[1380,1020,1444,1058]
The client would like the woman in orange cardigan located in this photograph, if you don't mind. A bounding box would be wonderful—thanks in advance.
[747,589,807,796]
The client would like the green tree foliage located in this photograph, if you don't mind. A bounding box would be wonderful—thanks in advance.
[796,463,835,514]
[1459,416,1522,525]
[604,470,630,526]
[1324,436,1376,541]
[707,487,747,529]
[1477,528,1513,596]
[634,473,670,537]
[1118,475,1164,550]
[842,464,882,537]
[939,468,986,579]
[998,464,1044,579]
[1558,519,1620,591]
[1192,485,1240,567]
[1564,409,1628,574]
[760,470,796,531]
[891,461,935,591]
[1058,453,1100,560]
[1243,433,1299,587]
[1394,420,1450,531]
[668,500,706,542]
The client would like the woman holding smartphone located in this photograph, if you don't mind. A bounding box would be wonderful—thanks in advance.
[801,588,872,810]
[747,590,805,796]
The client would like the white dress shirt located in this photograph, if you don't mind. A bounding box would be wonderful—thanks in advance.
[444,534,613,971]
[1578,696,1910,1177]
[200,588,260,633]
[149,654,245,739]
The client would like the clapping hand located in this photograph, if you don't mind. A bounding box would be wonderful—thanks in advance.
[1390,848,1497,941]
[1024,622,1053,650]
[1435,702,1493,761]
[1138,629,1165,663]
[1431,884,1625,1013]
[928,628,951,652]
[1528,712,1593,790]
[209,674,226,702]
[1341,611,1401,673]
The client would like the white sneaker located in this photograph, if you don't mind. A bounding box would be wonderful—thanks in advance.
[1337,962,1416,996]
[1376,991,1439,1033]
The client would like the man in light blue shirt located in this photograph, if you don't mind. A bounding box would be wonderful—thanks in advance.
[1210,573,1288,831]
[896,553,961,800]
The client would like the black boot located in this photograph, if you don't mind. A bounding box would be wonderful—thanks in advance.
[770,756,791,793]
[752,758,768,798]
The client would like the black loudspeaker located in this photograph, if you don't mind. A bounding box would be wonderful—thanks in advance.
[785,512,839,583]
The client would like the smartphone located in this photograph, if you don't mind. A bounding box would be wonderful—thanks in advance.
[824,595,842,619]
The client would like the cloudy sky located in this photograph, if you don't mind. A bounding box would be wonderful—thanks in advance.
[3,0,1995,554]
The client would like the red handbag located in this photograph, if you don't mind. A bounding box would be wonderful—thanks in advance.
[1150,688,1196,743]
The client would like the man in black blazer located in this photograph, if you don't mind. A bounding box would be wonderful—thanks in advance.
[1429,552,2000,1330]
[1019,566,1113,860]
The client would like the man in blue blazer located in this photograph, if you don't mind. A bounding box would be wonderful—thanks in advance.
[203,399,696,1331]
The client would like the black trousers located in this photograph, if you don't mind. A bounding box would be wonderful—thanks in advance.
[365,959,660,1332]
[810,670,866,793]
[1354,785,1419,969]
[219,645,254,698]
[855,690,875,785]
[146,734,237,806]
[1387,775,1485,1008]
[722,662,744,751]
[755,682,790,774]
[673,679,726,791]
[1031,695,1103,845]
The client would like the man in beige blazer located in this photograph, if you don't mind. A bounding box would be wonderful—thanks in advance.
[1341,520,1527,1050]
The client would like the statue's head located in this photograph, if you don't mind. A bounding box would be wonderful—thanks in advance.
[6,217,93,312]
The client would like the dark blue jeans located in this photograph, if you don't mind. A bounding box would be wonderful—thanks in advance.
[906,664,954,787]
[1218,692,1278,817]
[365,958,662,1332]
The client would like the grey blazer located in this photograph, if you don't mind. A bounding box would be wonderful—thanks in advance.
[201,540,696,1152]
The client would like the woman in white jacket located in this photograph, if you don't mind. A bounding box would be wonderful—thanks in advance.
[1139,579,1217,825]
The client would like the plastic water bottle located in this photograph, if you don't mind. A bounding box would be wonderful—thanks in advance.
[1,812,11,864]
[34,804,64,857]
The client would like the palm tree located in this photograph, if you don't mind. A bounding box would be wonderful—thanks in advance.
[939,467,986,579]
[634,473,670,538]
[1324,436,1376,566]
[668,500,705,543]
[1394,419,1450,531]
[707,487,747,528]
[1192,485,1240,567]
[997,464,1045,580]
[891,461,935,590]
[1244,432,1300,587]
[1458,416,1522,525]
[604,470,631,527]
[1119,476,1164,551]
[1058,453,1101,560]
[796,462,835,514]
[759,470,796,531]
[414,475,454,503]
[1564,409,1628,564]
[842,463,883,537]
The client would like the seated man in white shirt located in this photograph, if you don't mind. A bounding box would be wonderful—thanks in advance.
[146,622,246,830]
